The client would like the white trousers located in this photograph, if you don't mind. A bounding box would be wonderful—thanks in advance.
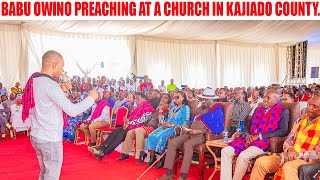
[220,146,265,180]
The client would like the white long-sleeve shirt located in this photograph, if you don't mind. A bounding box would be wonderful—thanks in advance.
[92,106,111,123]
[29,74,95,142]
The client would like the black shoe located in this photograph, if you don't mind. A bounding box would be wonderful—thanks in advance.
[117,154,129,161]
[94,153,103,161]
[137,152,147,164]
[0,138,5,142]
[154,157,165,169]
[89,142,96,147]
[146,155,157,167]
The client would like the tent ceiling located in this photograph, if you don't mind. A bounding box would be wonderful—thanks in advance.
[1,20,320,44]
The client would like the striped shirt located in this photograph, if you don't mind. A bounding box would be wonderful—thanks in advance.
[231,99,251,126]
[30,74,95,142]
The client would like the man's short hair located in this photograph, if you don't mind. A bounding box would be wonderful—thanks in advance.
[162,96,172,105]
[136,92,146,99]
[152,89,160,94]
[305,88,312,93]
[42,50,63,65]
[259,88,266,98]
[286,93,296,102]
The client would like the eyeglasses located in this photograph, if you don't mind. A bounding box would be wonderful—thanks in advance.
[174,96,182,99]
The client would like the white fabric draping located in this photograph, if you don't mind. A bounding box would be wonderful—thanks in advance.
[1,20,320,88]
[217,41,279,87]
[136,37,216,88]
[24,31,135,79]
[306,45,320,84]
[136,37,287,88]
[0,24,23,88]
[19,20,320,44]
[278,46,288,85]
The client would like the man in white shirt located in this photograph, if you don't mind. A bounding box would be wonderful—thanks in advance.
[25,50,98,180]
[158,80,166,93]
[126,79,136,92]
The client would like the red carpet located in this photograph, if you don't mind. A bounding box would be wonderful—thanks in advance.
[0,133,221,180]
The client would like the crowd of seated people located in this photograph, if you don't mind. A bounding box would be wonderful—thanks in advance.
[1,76,320,180]
[0,82,31,141]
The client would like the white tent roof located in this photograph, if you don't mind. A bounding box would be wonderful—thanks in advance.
[1,20,320,44]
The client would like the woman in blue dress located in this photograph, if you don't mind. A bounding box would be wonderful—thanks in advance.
[63,94,92,142]
[145,91,190,168]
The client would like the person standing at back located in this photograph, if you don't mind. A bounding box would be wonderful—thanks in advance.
[22,50,98,180]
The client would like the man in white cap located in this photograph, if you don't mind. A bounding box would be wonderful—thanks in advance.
[157,87,224,180]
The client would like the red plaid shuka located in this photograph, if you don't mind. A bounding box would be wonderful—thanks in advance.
[90,100,112,120]
[141,107,170,135]
[127,101,155,130]
[141,126,155,136]
[22,72,40,122]
[228,103,284,155]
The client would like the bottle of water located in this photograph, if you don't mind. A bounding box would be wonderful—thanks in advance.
[158,111,165,123]
[236,125,241,134]
[240,120,245,132]
[223,128,229,144]
[158,115,164,123]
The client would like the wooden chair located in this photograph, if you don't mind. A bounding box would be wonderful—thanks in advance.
[96,107,128,145]
[74,108,114,145]
[174,102,234,180]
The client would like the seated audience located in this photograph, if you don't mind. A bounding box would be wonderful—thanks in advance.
[126,79,135,92]
[217,88,229,102]
[300,88,312,102]
[221,90,289,180]
[0,83,8,96]
[295,89,303,102]
[113,91,127,114]
[120,93,136,113]
[103,91,115,107]
[80,78,93,93]
[10,94,30,136]
[117,96,171,162]
[119,81,127,92]
[229,88,251,136]
[6,93,16,107]
[249,88,265,116]
[1,95,8,103]
[80,95,112,146]
[149,89,161,109]
[158,80,166,93]
[314,85,320,97]
[251,96,320,180]
[10,82,23,95]
[167,79,177,92]
[0,99,13,141]
[140,75,154,93]
[63,94,92,142]
[282,92,295,103]
[145,91,190,168]
[89,92,154,160]
[73,92,81,104]
[157,88,224,180]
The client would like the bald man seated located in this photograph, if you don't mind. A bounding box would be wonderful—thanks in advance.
[220,90,290,180]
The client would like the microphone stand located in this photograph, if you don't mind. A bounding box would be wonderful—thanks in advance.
[280,75,288,87]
